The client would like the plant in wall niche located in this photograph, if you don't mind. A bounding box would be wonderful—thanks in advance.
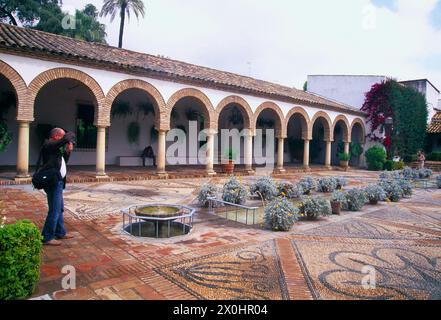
[264,197,299,231]
[137,102,154,119]
[0,91,15,152]
[111,101,132,119]
[127,122,140,145]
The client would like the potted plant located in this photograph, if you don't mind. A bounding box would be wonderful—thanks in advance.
[363,185,386,205]
[298,177,316,195]
[264,197,299,231]
[330,190,346,215]
[222,177,248,205]
[338,152,350,169]
[316,177,338,193]
[222,148,237,174]
[298,196,332,220]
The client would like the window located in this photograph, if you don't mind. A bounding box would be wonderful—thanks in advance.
[76,103,97,149]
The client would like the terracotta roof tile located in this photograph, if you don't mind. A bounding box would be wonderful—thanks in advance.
[428,110,441,134]
[0,23,364,115]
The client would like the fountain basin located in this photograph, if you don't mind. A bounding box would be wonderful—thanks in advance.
[121,204,195,238]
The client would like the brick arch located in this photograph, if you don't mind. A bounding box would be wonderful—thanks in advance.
[105,79,166,129]
[310,111,333,141]
[332,115,351,143]
[0,60,28,121]
[216,95,253,130]
[253,102,285,137]
[165,88,215,131]
[285,107,310,140]
[351,118,366,144]
[28,68,106,126]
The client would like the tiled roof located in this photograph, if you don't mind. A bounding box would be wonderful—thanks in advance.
[0,23,364,115]
[428,110,441,134]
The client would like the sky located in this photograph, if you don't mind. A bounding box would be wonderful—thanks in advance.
[60,0,441,91]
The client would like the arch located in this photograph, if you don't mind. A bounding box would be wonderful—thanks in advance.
[0,60,28,122]
[332,115,351,143]
[216,95,253,130]
[105,79,166,129]
[253,102,285,138]
[309,111,333,141]
[351,118,367,144]
[28,68,106,126]
[165,88,215,131]
[285,107,310,140]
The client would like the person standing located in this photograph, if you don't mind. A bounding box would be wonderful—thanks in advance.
[37,128,75,246]
[417,150,426,169]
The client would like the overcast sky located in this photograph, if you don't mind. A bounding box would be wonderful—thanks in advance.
[61,0,441,91]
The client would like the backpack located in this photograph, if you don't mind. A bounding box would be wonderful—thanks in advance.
[31,147,61,190]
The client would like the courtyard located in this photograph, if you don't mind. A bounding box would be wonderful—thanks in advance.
[1,169,440,300]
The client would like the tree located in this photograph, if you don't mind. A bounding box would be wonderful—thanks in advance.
[0,0,56,26]
[361,79,428,159]
[100,0,145,48]
[34,3,107,44]
[303,81,308,91]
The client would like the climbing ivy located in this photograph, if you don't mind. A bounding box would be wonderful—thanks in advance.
[361,80,428,158]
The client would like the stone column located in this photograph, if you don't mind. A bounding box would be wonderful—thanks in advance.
[276,137,285,173]
[206,132,216,175]
[96,126,107,178]
[344,141,350,155]
[157,130,167,177]
[15,121,30,180]
[244,132,254,174]
[303,139,310,169]
[325,140,332,168]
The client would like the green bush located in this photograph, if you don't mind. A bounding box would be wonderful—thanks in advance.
[299,196,332,220]
[365,146,387,171]
[197,183,220,207]
[222,177,248,205]
[383,160,394,171]
[0,220,42,300]
[428,152,441,161]
[337,152,350,161]
[392,161,405,170]
[250,176,277,201]
[344,188,367,211]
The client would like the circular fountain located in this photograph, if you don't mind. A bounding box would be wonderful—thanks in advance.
[121,204,195,238]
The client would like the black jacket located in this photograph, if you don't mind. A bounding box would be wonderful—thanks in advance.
[36,137,72,189]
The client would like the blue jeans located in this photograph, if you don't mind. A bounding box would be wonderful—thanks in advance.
[42,180,66,242]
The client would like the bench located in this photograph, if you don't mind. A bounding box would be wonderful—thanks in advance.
[118,156,154,167]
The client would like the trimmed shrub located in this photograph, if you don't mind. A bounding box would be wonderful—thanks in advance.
[250,176,277,201]
[298,177,316,195]
[397,179,413,197]
[264,197,299,231]
[344,188,367,211]
[316,177,337,193]
[417,168,433,179]
[380,179,404,202]
[299,196,332,220]
[0,220,42,300]
[365,146,387,171]
[276,182,303,199]
[363,185,386,204]
[222,177,248,205]
[383,160,394,171]
[197,183,220,207]
[334,177,348,189]
[392,161,405,171]
[437,175,441,189]
[331,190,347,205]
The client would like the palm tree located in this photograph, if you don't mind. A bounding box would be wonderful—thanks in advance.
[100,0,145,48]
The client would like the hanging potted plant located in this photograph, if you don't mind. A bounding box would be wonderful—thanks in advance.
[338,152,350,169]
[222,148,237,174]
[127,122,140,145]
[111,101,132,119]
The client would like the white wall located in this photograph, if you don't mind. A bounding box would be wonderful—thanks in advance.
[0,53,366,167]
[307,75,387,110]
